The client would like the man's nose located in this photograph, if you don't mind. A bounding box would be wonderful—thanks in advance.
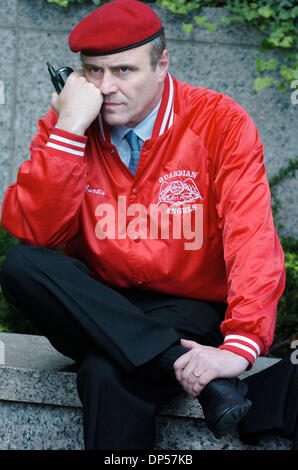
[100,71,118,95]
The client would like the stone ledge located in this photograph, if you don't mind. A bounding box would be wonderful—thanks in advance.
[0,332,292,450]
[0,332,281,415]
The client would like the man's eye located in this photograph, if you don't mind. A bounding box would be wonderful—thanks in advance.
[119,67,130,73]
[85,66,101,74]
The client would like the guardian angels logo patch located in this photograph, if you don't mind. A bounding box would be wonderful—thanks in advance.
[157,170,202,208]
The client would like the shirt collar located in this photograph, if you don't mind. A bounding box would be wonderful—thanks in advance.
[110,99,161,146]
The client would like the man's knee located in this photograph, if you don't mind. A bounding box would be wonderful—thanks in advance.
[0,243,69,288]
[0,243,39,287]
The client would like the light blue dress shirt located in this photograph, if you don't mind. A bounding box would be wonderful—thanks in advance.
[110,100,161,167]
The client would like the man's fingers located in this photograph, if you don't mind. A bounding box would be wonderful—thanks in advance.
[174,341,202,382]
[181,357,201,382]
[186,370,215,398]
[173,348,192,370]
[174,356,194,381]
[180,338,201,350]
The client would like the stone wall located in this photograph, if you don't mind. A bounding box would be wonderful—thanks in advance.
[0,332,292,450]
[0,0,297,236]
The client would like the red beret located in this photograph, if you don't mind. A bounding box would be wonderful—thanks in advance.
[69,0,163,56]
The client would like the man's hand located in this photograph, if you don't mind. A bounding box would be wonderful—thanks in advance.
[173,339,249,399]
[51,70,103,136]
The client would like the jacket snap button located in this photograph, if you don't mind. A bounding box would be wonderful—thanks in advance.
[132,188,137,194]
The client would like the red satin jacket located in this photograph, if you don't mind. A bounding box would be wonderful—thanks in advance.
[1,74,285,367]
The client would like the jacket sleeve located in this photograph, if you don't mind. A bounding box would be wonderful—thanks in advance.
[1,109,88,249]
[213,101,286,368]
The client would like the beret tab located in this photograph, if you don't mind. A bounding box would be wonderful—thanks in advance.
[69,0,163,56]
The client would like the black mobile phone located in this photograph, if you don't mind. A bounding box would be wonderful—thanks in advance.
[47,62,73,94]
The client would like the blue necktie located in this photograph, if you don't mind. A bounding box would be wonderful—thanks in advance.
[125,130,140,175]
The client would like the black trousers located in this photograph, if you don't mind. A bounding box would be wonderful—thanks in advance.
[0,243,226,450]
[240,356,298,450]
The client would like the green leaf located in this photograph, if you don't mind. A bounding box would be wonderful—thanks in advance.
[160,0,198,15]
[194,16,217,32]
[194,16,206,25]
[279,9,292,21]
[255,56,277,73]
[47,0,69,6]
[243,10,259,22]
[182,23,194,36]
[254,76,273,91]
[291,6,298,18]
[280,65,298,82]
[267,28,286,47]
[220,15,243,25]
[258,6,273,19]
[204,23,218,32]
[279,36,294,48]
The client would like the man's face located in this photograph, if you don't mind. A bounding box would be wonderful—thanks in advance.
[81,43,169,128]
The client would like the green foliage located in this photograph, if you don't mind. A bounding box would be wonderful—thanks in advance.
[158,0,298,92]
[254,76,275,91]
[267,158,298,356]
[158,0,202,15]
[255,56,277,74]
[194,15,218,31]
[0,226,19,264]
[183,22,195,34]
[270,247,298,356]
[0,290,40,335]
[269,156,298,220]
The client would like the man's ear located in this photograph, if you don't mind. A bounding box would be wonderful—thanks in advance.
[157,49,170,82]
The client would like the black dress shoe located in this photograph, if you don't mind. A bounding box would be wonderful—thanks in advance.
[198,378,252,438]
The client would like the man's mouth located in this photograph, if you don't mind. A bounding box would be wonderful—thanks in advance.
[103,102,123,107]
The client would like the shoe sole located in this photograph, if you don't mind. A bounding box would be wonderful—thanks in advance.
[209,399,252,439]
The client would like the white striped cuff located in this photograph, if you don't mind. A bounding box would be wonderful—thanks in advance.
[46,130,87,157]
[220,334,261,366]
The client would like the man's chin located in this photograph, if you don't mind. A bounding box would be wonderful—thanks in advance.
[102,113,127,127]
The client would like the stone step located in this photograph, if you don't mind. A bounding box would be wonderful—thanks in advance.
[0,332,292,450]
